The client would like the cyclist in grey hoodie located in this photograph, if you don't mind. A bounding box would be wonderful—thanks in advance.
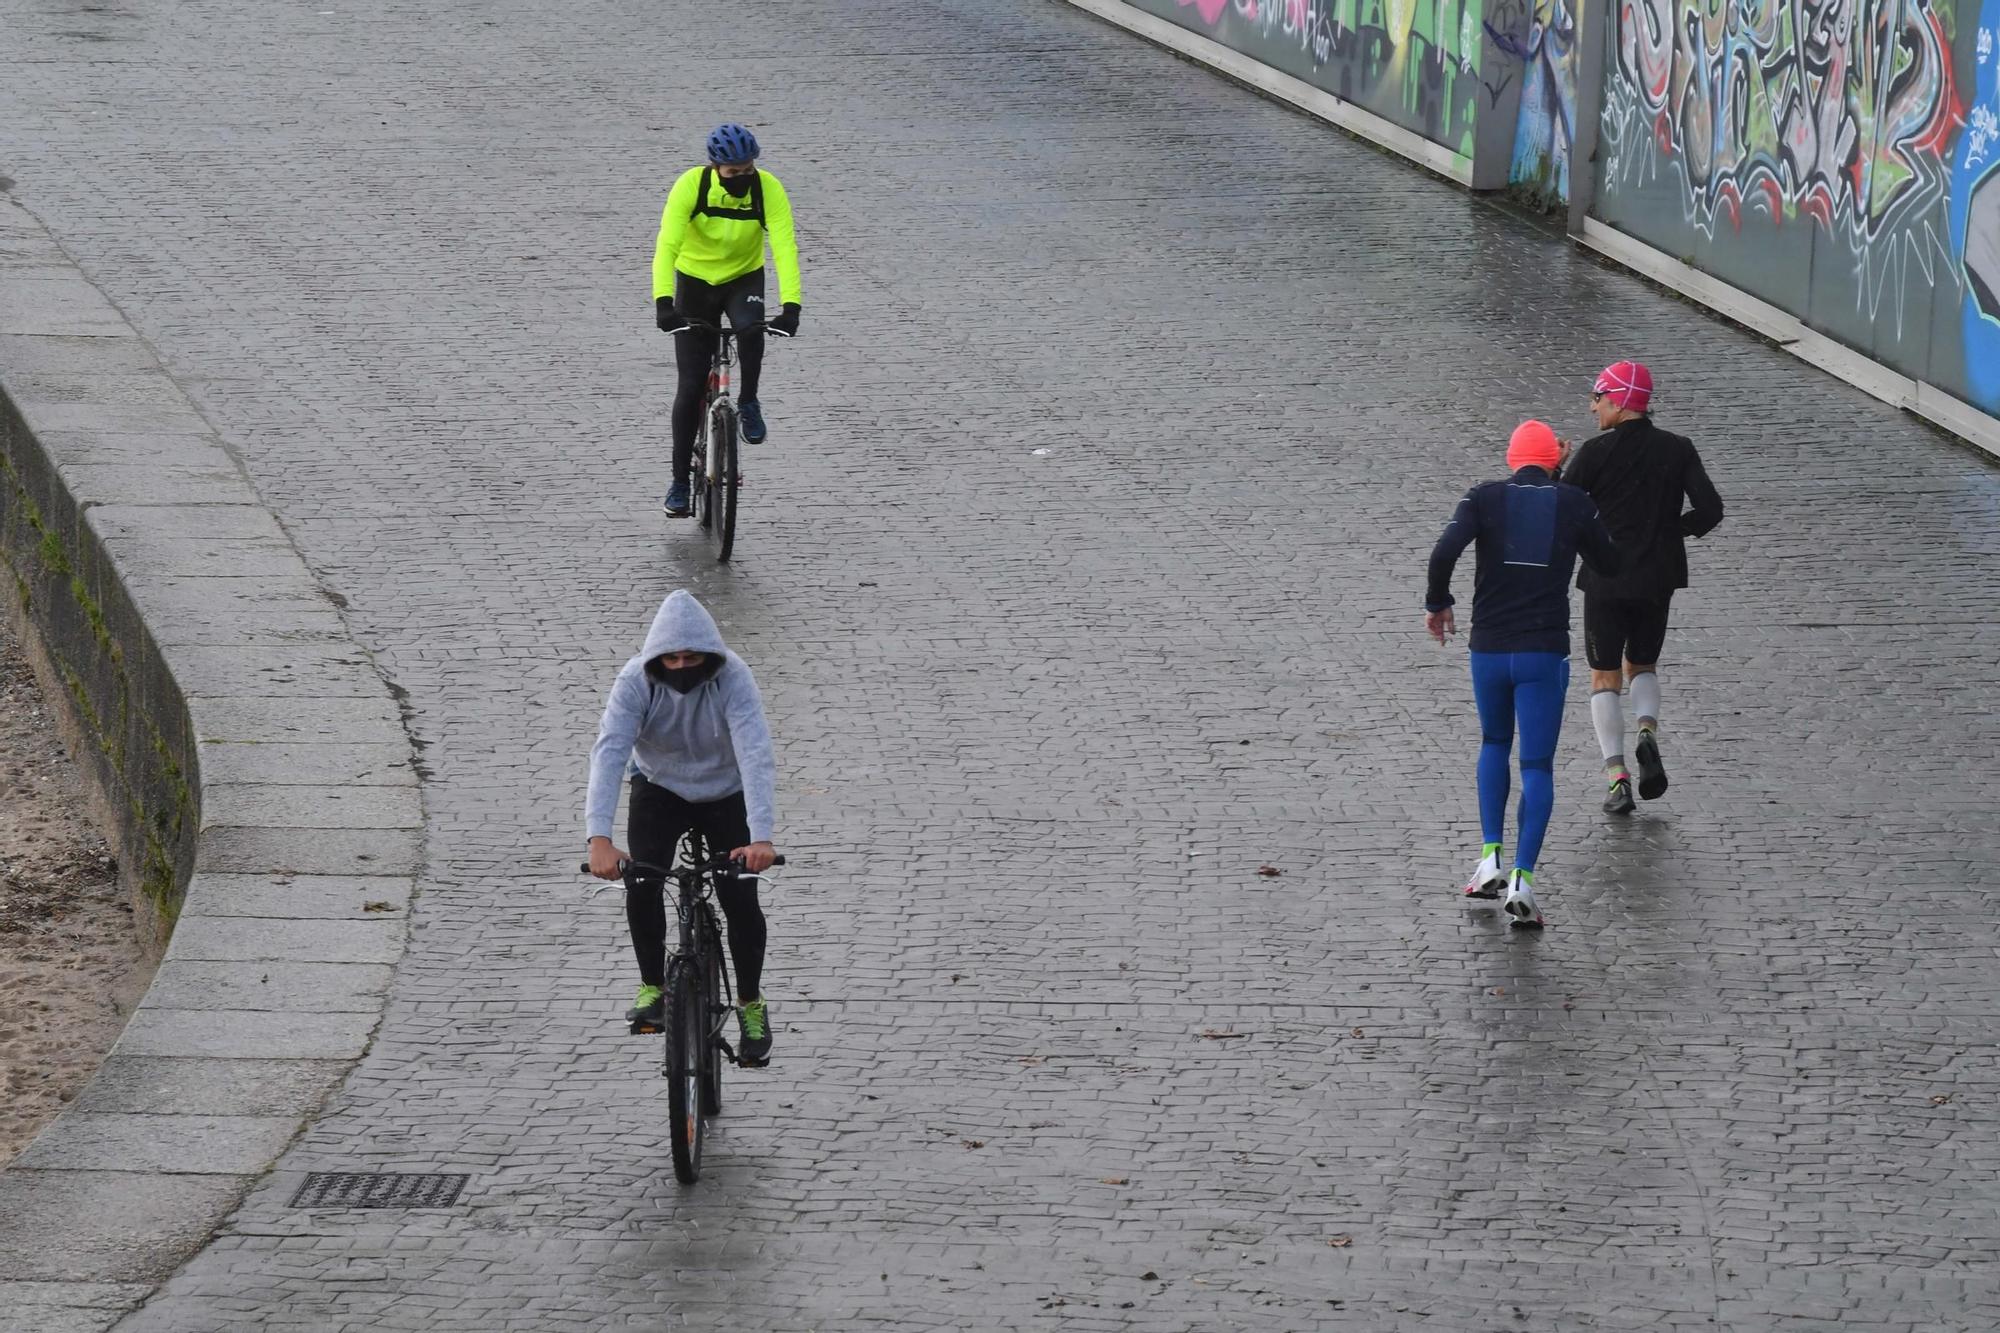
[585,589,780,1063]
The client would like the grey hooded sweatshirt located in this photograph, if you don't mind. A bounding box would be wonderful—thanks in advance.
[585,591,777,844]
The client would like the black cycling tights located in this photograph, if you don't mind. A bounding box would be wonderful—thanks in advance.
[671,270,766,484]
[624,777,768,1000]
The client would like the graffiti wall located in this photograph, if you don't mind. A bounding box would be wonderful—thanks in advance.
[1952,1,2000,407]
[1487,0,1581,204]
[1123,0,1487,158]
[1593,0,2000,414]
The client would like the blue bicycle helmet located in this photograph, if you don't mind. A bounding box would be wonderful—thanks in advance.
[706,123,760,165]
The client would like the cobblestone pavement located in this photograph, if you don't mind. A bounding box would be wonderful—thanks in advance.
[5,0,2000,1328]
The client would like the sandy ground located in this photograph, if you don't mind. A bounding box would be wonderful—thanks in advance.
[0,612,153,1166]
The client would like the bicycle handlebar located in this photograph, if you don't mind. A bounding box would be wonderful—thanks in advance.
[577,854,786,878]
[667,317,794,339]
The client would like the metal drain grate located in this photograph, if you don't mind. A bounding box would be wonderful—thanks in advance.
[292,1172,468,1209]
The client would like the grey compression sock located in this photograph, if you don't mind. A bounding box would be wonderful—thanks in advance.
[1591,688,1625,772]
[1630,670,1661,731]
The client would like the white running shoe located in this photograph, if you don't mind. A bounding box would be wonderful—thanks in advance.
[1502,870,1544,928]
[1463,851,1506,900]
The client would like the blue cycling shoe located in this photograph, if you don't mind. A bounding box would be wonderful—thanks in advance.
[662,481,691,517]
[739,398,767,444]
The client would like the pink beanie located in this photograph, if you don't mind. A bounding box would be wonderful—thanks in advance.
[1507,420,1562,472]
[1594,360,1654,412]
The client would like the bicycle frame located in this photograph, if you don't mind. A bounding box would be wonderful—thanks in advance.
[669,314,786,562]
[669,835,738,1065]
[705,330,734,411]
[675,317,752,412]
[582,841,783,1062]
[578,844,784,1183]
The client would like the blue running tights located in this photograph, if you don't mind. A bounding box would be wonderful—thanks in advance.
[1468,651,1570,873]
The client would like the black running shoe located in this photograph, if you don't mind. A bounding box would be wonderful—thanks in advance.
[739,398,768,444]
[1603,777,1636,815]
[1634,730,1669,800]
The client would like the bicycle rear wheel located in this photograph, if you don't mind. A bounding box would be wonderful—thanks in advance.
[707,402,738,562]
[666,962,706,1184]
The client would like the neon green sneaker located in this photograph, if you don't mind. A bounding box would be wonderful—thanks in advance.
[625,984,664,1029]
[738,996,773,1066]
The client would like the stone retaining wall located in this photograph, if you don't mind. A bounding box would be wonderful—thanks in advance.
[0,197,420,1332]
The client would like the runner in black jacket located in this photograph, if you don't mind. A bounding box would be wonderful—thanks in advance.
[1562,362,1724,814]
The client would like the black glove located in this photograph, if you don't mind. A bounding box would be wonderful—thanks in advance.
[656,296,687,333]
[769,302,801,337]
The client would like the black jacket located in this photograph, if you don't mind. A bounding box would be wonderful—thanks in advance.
[1426,467,1621,655]
[1563,417,1723,600]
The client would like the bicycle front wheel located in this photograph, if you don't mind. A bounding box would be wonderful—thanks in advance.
[707,403,738,563]
[666,963,706,1184]
[699,918,727,1117]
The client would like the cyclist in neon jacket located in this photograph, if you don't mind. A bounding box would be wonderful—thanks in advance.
[653,123,803,517]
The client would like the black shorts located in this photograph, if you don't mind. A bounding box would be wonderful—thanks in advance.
[1583,594,1672,671]
[673,269,765,331]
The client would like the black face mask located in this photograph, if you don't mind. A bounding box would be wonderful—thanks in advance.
[719,171,755,197]
[649,656,715,694]
[658,664,710,694]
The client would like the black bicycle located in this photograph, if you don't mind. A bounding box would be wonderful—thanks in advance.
[677,317,789,563]
[580,837,784,1184]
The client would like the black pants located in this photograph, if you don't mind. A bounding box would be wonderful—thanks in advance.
[625,776,767,1001]
[671,270,766,484]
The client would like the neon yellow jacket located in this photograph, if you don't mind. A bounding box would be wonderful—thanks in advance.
[651,166,801,306]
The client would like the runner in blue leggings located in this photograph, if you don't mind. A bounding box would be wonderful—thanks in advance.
[1425,421,1620,927]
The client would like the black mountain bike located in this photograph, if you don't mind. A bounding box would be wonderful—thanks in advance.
[581,837,784,1184]
[680,317,788,563]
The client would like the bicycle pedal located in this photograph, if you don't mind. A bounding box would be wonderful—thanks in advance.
[629,1020,663,1036]
[736,1055,770,1069]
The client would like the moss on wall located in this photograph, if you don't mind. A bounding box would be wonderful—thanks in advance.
[0,400,199,933]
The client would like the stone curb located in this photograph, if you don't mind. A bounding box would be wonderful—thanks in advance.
[0,198,418,1327]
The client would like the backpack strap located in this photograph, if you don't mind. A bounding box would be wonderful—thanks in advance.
[689,166,765,226]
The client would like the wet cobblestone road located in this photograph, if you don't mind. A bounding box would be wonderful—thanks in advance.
[5,0,2000,1327]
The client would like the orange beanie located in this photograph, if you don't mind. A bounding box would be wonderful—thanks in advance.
[1507,420,1562,472]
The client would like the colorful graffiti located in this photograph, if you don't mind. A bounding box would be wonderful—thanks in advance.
[1600,0,1966,324]
[1485,0,1579,204]
[1143,0,1486,156]
[1178,0,1336,63]
[1595,0,2000,415]
[1952,0,2000,405]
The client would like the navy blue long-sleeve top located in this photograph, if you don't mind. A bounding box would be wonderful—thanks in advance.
[1425,467,1621,655]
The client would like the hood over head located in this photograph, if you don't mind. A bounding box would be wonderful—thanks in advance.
[639,590,728,679]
